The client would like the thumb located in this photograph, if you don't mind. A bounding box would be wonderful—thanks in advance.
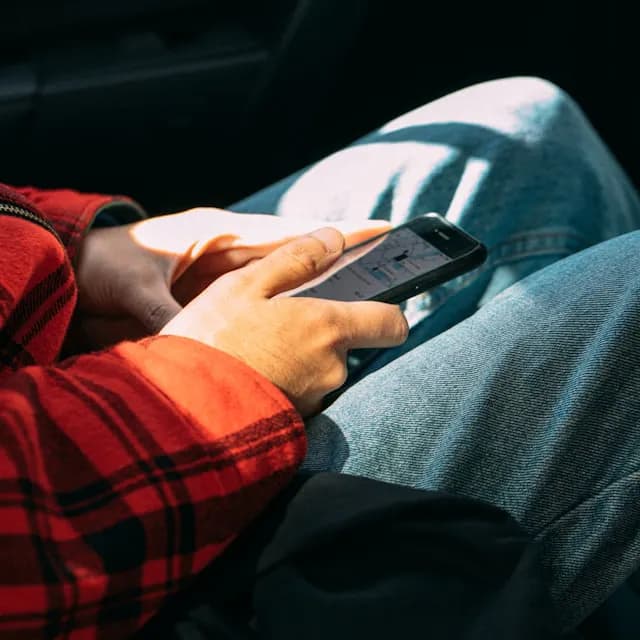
[123,281,184,333]
[248,227,345,298]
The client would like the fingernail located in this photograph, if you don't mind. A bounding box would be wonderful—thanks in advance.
[310,227,344,253]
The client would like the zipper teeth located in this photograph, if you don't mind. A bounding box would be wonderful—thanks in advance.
[0,202,63,245]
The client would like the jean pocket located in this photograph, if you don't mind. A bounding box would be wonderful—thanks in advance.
[406,227,590,326]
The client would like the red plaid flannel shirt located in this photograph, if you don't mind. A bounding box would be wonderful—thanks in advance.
[0,183,306,639]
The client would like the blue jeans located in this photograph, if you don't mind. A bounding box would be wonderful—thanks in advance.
[233,77,640,631]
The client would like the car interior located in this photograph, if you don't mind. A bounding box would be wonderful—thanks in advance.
[1,1,638,637]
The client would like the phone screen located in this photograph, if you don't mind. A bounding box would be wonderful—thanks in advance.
[285,226,452,301]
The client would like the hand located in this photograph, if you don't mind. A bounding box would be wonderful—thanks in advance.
[73,208,391,349]
[160,227,409,416]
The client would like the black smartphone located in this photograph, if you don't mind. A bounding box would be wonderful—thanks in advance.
[285,213,486,304]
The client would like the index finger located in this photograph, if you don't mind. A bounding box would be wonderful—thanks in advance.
[333,300,409,350]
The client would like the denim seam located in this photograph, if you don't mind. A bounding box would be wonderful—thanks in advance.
[534,468,640,542]
[486,230,590,260]
[490,229,589,244]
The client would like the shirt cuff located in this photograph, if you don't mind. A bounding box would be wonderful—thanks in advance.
[91,201,148,228]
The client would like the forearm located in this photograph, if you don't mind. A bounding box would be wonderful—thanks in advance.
[0,335,305,639]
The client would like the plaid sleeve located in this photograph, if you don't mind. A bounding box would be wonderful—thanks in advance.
[0,335,306,639]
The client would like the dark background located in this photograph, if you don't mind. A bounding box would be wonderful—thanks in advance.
[0,1,636,215]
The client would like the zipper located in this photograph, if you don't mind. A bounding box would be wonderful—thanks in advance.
[0,201,63,246]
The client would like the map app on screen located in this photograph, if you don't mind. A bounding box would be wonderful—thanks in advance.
[286,227,451,302]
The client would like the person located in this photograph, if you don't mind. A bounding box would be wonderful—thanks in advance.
[0,187,405,638]
[1,75,639,637]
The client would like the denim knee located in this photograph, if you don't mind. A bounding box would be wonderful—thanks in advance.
[454,76,589,148]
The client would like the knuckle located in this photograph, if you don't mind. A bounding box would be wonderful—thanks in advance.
[218,269,252,292]
[143,302,178,331]
[285,243,322,278]
[321,310,350,349]
[325,363,348,391]
[329,327,349,352]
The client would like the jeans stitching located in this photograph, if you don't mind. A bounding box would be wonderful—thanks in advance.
[533,468,640,541]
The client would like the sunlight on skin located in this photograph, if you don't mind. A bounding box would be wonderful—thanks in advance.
[129,207,392,281]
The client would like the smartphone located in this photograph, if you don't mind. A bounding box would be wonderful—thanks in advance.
[284,213,486,304]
